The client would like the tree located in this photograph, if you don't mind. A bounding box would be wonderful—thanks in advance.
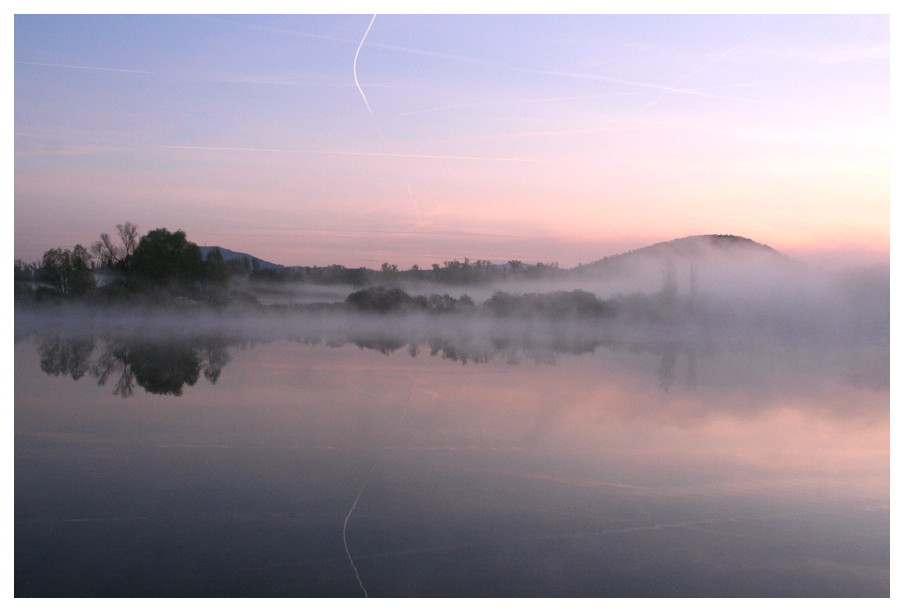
[14,259,38,282]
[117,222,138,258]
[507,260,524,278]
[129,228,203,286]
[203,247,231,284]
[91,232,121,268]
[39,245,96,296]
[345,286,414,312]
[90,221,138,270]
[117,222,139,273]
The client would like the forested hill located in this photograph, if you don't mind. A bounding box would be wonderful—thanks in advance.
[573,235,785,276]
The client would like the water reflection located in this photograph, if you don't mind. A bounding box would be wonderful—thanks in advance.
[36,335,231,396]
[37,336,94,381]
[27,327,888,401]
[15,327,888,596]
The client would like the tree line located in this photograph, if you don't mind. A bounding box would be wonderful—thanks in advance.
[15,222,564,304]
[344,285,618,320]
[253,257,561,286]
[15,222,239,303]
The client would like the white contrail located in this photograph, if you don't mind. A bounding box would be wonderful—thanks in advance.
[342,488,368,598]
[403,178,427,228]
[354,14,384,140]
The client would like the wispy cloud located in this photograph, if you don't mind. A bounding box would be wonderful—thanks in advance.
[16,61,154,74]
[676,42,747,84]
[241,226,529,241]
[161,145,542,163]
[363,40,496,67]
[528,67,774,104]
[204,74,302,86]
[15,144,132,157]
[399,92,637,117]
[231,17,741,105]
[428,123,644,143]
[239,20,495,67]
[369,40,779,108]
[332,28,772,105]
[740,42,889,65]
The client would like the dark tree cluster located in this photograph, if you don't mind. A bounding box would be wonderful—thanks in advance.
[346,286,415,312]
[130,228,203,286]
[344,285,620,319]
[345,286,475,314]
[483,290,616,319]
[251,258,562,289]
[419,258,561,284]
[429,258,495,284]
[18,223,255,305]
[38,245,96,297]
[17,218,571,307]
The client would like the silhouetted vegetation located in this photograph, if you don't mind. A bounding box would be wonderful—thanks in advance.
[38,245,95,297]
[342,286,619,320]
[90,221,138,270]
[484,290,616,319]
[17,228,887,343]
[345,286,476,315]
[248,257,562,287]
[130,228,204,287]
[16,220,572,310]
[17,222,268,307]
[346,286,416,313]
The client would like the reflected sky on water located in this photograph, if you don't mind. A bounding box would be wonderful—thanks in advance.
[15,330,888,597]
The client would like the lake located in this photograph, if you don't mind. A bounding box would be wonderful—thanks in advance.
[14,316,889,597]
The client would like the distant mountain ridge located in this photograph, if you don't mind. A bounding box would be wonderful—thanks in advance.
[199,246,284,271]
[203,234,781,273]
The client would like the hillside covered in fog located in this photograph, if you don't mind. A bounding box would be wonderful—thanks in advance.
[15,228,889,348]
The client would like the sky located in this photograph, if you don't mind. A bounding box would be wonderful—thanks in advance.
[13,11,890,268]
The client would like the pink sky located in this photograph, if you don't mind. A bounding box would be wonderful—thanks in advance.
[14,14,889,268]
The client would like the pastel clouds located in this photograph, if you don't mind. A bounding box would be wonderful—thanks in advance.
[14,14,888,268]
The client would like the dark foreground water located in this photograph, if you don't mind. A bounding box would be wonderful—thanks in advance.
[15,324,889,597]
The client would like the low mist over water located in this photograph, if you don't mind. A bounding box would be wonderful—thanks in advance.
[15,337,888,596]
[14,234,889,597]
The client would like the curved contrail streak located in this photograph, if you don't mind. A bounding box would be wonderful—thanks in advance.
[342,488,368,597]
[354,14,383,140]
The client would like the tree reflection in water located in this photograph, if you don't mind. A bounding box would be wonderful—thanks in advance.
[30,326,888,400]
[37,336,95,382]
[36,336,231,396]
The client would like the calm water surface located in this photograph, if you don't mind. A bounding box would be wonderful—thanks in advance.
[15,329,889,597]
